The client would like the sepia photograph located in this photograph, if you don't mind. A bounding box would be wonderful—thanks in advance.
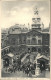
[1,0,50,78]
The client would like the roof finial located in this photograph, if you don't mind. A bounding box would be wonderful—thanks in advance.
[34,7,38,15]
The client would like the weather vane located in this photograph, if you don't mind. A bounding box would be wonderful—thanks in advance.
[34,7,38,15]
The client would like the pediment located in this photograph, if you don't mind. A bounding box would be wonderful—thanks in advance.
[27,29,42,36]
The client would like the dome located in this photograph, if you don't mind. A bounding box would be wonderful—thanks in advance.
[8,24,21,34]
[9,24,21,30]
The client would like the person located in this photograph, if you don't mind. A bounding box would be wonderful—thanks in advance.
[41,64,43,73]
[13,66,16,73]
[29,71,32,77]
[26,67,30,76]
[22,64,25,73]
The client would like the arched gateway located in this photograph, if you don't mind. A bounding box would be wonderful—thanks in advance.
[35,55,49,75]
[32,47,37,52]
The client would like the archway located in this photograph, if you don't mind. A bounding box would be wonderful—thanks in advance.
[38,48,41,53]
[32,38,37,45]
[4,58,9,67]
[40,61,45,71]
[28,48,31,53]
[32,47,37,52]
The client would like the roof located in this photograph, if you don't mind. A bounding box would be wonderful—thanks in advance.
[42,27,49,32]
[7,53,14,58]
[21,53,29,62]
[27,29,42,36]
[36,55,49,61]
[1,46,10,51]
[1,29,8,34]
[8,24,28,34]
[10,24,21,29]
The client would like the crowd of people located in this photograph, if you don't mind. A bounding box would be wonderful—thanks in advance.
[4,58,36,77]
[3,56,48,77]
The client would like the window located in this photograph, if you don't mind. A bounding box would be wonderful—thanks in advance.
[12,38,15,45]
[33,35,36,37]
[32,47,37,52]
[38,40,41,44]
[28,48,30,50]
[28,48,30,53]
[27,40,30,44]
[16,38,19,44]
[34,56,35,60]
[45,48,49,53]
[38,48,41,53]
[32,38,37,44]
[22,37,26,44]
[38,35,41,38]
[37,18,40,22]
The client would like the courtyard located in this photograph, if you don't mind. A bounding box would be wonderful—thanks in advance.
[1,67,50,78]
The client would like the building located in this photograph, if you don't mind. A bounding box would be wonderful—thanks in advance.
[3,53,14,67]
[8,8,50,56]
[1,28,9,48]
[1,8,50,72]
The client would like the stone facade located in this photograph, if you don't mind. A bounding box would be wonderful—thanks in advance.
[7,8,50,58]
[2,8,50,62]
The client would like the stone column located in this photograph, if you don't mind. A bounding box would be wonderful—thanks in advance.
[36,36,38,44]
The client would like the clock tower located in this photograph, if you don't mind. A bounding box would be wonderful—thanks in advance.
[31,8,41,31]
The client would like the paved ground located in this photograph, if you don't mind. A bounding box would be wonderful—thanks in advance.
[1,59,50,78]
[36,70,50,78]
[1,68,50,78]
[1,68,29,77]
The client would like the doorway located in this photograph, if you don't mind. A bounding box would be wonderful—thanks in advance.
[4,58,9,67]
[40,61,45,71]
[32,47,37,52]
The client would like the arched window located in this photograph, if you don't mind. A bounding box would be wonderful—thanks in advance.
[16,38,19,44]
[38,40,41,44]
[27,40,30,44]
[32,38,37,45]
[32,47,37,52]
[22,37,26,44]
[34,56,35,60]
[12,38,15,45]
[28,48,31,53]
[38,48,41,53]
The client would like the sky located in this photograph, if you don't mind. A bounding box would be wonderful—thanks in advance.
[1,0,50,29]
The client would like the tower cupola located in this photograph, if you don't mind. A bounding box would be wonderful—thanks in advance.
[31,8,41,31]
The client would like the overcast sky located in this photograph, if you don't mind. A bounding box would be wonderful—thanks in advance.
[1,0,50,29]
